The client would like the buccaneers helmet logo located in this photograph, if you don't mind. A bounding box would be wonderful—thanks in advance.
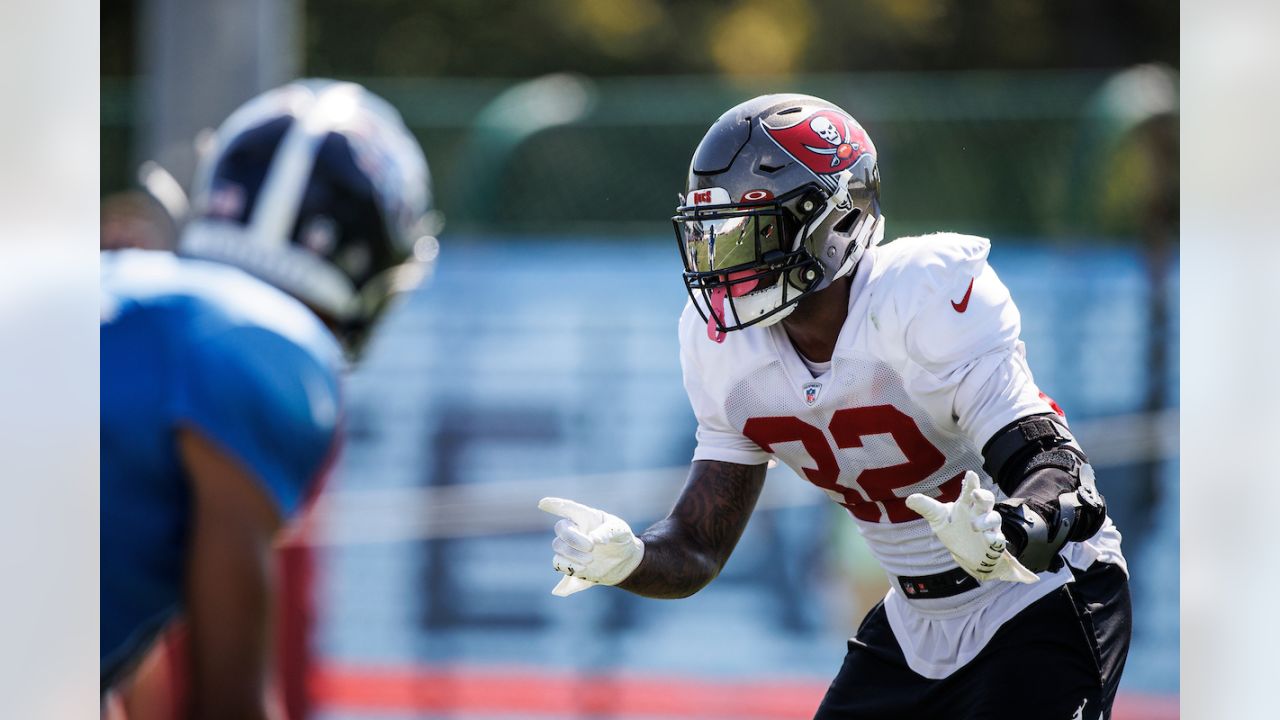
[762,108,875,176]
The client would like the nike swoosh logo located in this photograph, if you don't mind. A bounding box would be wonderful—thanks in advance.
[951,277,975,312]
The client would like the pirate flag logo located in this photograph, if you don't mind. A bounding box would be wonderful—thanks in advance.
[762,107,876,177]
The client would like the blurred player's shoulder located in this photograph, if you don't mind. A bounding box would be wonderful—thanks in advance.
[102,248,340,360]
[102,249,343,514]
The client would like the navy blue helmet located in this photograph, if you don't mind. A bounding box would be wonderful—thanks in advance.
[181,79,440,343]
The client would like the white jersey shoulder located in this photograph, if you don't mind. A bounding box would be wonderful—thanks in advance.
[870,231,992,296]
[861,233,1015,370]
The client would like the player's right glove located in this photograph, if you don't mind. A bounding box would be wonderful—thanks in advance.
[906,471,1039,584]
[537,497,645,597]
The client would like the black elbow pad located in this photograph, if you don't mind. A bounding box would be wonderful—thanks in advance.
[982,413,1081,494]
[982,414,1108,571]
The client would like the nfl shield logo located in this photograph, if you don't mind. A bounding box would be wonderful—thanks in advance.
[803,383,821,406]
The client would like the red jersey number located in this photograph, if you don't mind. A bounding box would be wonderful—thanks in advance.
[743,404,963,523]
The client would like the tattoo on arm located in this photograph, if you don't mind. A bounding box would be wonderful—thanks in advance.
[618,460,767,599]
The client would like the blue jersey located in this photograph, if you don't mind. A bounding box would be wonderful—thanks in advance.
[100,250,343,685]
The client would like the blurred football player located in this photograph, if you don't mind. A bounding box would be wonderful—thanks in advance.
[541,95,1129,719]
[101,79,437,719]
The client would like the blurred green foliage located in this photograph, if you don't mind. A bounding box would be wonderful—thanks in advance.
[299,0,1175,79]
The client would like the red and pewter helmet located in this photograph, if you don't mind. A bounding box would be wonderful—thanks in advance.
[673,94,883,343]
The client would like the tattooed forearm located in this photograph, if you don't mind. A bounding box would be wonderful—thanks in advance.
[618,460,767,599]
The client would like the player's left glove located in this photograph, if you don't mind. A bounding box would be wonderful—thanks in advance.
[906,472,1039,584]
[537,497,645,597]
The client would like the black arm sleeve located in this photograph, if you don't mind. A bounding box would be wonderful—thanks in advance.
[981,413,1107,571]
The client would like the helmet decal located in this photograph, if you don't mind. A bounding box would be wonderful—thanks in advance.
[689,187,732,206]
[762,107,876,178]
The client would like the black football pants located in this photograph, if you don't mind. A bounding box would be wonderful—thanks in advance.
[814,561,1131,720]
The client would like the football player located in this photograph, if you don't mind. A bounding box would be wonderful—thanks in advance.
[540,94,1130,719]
[101,79,437,719]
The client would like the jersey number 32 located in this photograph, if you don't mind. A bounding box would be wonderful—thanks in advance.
[743,405,963,523]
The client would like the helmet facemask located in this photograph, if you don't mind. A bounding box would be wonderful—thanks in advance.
[673,185,827,343]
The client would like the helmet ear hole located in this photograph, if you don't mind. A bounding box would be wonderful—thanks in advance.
[833,208,862,236]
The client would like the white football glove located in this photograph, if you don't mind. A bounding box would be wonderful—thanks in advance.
[537,497,645,597]
[905,471,1039,584]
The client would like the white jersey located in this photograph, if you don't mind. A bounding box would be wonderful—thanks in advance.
[679,232,1125,678]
